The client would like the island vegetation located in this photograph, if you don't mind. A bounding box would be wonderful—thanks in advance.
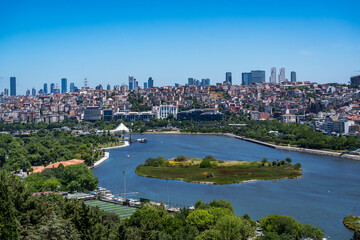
[0,171,326,240]
[136,155,302,185]
[344,214,360,232]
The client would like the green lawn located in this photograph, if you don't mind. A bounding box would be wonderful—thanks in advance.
[85,200,137,219]
[136,159,302,185]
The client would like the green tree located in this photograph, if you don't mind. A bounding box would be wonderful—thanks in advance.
[351,231,360,240]
[215,215,255,240]
[0,171,19,240]
[259,214,303,239]
[302,224,324,239]
[186,209,214,231]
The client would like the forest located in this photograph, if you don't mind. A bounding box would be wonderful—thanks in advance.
[0,171,327,240]
[0,129,122,172]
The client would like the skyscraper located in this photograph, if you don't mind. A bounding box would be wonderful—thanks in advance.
[278,68,286,83]
[107,84,111,90]
[4,88,9,96]
[129,75,135,90]
[188,78,194,86]
[32,87,36,96]
[61,78,67,94]
[26,89,30,96]
[270,67,277,83]
[10,77,16,96]
[251,70,266,84]
[242,73,252,85]
[43,83,48,94]
[50,83,55,94]
[225,72,232,85]
[144,82,148,89]
[291,71,296,82]
[148,77,154,88]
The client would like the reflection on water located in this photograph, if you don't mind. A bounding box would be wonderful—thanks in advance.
[93,134,360,239]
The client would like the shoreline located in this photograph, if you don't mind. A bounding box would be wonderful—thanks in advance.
[142,131,360,161]
[90,141,130,169]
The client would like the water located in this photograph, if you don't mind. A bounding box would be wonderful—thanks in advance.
[93,134,360,239]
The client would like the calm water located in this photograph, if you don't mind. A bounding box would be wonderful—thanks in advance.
[93,134,360,239]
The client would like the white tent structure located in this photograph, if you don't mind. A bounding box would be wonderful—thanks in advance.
[110,123,130,133]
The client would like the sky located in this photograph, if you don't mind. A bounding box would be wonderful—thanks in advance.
[1,0,360,94]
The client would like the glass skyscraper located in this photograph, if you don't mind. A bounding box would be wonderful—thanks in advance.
[10,77,16,96]
[251,70,266,84]
[43,83,48,94]
[148,77,154,88]
[61,78,67,94]
[225,72,232,85]
[242,72,252,85]
[291,71,296,82]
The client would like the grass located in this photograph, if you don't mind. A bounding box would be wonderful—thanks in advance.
[343,215,360,231]
[85,200,137,219]
[136,158,302,185]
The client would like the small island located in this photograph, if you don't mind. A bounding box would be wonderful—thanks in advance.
[135,155,302,185]
[343,214,360,232]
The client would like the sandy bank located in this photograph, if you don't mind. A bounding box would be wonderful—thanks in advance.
[90,141,130,169]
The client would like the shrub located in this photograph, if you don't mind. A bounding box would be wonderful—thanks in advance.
[285,157,292,163]
[294,163,302,170]
[200,159,212,168]
[204,155,217,161]
[206,172,214,178]
[174,155,186,162]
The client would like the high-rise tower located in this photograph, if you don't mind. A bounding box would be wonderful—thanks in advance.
[10,77,16,96]
[270,67,277,83]
[61,78,67,93]
[278,68,286,83]
[291,71,296,82]
[225,72,232,85]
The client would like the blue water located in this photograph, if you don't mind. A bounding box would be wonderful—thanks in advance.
[93,134,360,239]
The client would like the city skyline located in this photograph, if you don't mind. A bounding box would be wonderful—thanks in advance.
[1,1,360,93]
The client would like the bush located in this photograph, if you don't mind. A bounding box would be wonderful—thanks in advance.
[174,155,186,162]
[294,163,302,170]
[200,159,212,168]
[204,155,217,161]
[285,157,292,163]
[206,172,214,178]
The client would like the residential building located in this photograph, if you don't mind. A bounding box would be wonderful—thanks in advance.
[270,67,277,83]
[278,68,286,83]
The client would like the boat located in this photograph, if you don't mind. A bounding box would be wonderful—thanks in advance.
[127,154,130,158]
[136,138,147,143]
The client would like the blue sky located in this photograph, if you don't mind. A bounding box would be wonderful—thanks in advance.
[1,0,360,93]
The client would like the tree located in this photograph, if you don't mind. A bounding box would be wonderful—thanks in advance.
[215,215,255,240]
[186,209,214,231]
[200,159,212,168]
[302,224,324,239]
[43,177,62,191]
[209,200,234,212]
[285,158,292,163]
[259,215,303,239]
[351,231,360,240]
[0,171,19,240]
